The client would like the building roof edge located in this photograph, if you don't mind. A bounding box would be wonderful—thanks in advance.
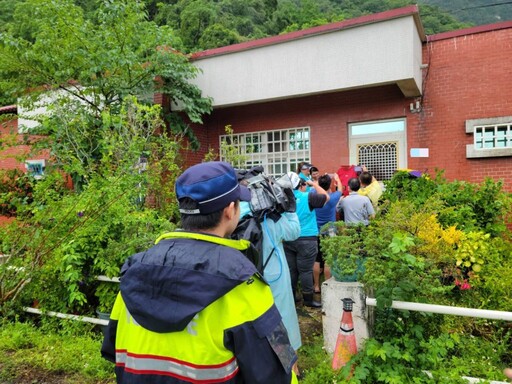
[191,5,423,60]
[428,20,512,42]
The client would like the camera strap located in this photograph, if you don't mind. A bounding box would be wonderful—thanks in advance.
[262,248,275,274]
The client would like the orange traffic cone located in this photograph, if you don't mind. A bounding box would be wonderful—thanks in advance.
[332,298,357,370]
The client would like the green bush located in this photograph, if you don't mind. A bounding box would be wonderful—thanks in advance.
[0,99,182,317]
[318,170,512,382]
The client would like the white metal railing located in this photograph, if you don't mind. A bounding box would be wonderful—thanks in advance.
[24,307,109,326]
[365,298,512,321]
[23,275,120,324]
[96,275,120,283]
[363,297,511,384]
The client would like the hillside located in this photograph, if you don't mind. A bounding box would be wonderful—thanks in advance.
[420,0,512,25]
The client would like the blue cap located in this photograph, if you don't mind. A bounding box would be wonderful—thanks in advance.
[176,161,251,215]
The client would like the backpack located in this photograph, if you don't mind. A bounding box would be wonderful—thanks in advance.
[231,210,280,276]
[231,167,295,275]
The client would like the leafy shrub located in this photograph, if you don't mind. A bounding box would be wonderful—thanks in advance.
[321,170,512,382]
[0,169,35,216]
[0,98,181,317]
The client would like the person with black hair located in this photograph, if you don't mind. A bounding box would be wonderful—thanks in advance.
[358,166,382,209]
[336,177,375,225]
[283,172,329,308]
[309,166,320,182]
[313,173,342,293]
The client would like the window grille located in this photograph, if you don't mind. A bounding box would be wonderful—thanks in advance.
[220,127,310,177]
[357,142,398,181]
[474,124,512,149]
[466,117,512,158]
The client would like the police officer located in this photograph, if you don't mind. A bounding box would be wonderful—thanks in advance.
[101,161,298,383]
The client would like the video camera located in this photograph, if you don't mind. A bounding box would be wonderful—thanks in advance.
[236,166,296,214]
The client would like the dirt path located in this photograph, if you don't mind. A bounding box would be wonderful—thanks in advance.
[297,304,323,344]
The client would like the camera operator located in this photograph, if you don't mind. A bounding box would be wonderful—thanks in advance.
[236,167,302,377]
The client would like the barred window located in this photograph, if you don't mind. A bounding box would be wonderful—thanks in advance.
[474,124,511,149]
[349,119,406,180]
[357,142,398,181]
[466,117,512,158]
[220,127,310,177]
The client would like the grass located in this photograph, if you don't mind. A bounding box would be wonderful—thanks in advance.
[0,319,115,383]
[0,314,330,383]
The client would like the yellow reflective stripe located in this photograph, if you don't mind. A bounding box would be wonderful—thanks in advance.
[112,279,274,366]
[114,301,235,365]
[116,350,239,382]
[155,231,251,251]
[210,277,274,330]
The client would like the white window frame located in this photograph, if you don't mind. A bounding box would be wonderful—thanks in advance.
[466,116,512,158]
[219,127,311,177]
[25,159,45,180]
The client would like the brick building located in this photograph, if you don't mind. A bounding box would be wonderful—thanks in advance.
[181,5,512,191]
[2,5,512,191]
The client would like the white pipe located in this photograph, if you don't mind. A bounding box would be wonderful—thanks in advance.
[24,307,109,326]
[96,275,120,283]
[365,298,512,321]
[424,370,508,384]
[462,377,508,384]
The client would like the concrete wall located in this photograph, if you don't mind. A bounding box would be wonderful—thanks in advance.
[191,14,423,108]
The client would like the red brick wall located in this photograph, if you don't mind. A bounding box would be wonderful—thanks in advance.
[1,116,51,173]
[202,85,410,175]
[409,27,512,191]
[0,116,27,172]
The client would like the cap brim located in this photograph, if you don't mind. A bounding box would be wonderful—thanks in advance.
[239,185,252,202]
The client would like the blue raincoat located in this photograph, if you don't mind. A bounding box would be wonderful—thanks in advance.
[240,202,302,350]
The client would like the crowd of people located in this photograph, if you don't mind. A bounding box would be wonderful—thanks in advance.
[101,160,384,383]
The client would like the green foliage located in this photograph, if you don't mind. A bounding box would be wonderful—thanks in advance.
[199,23,242,50]
[0,0,212,183]
[317,170,512,382]
[179,0,217,48]
[382,171,511,236]
[320,222,367,282]
[1,169,175,314]
[0,169,34,216]
[422,0,512,27]
[381,170,439,206]
[0,98,182,316]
